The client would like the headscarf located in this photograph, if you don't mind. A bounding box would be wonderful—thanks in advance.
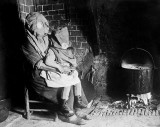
[25,12,49,36]
[54,27,71,48]
[25,12,50,57]
[50,27,77,66]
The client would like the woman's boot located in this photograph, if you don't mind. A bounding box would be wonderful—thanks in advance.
[58,99,86,125]
[60,99,74,117]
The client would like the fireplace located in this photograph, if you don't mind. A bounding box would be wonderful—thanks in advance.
[121,48,154,107]
[87,0,160,117]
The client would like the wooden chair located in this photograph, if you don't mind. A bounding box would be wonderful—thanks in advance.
[23,61,58,120]
[24,86,58,120]
[23,63,94,120]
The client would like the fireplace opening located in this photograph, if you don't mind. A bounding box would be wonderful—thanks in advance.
[88,48,160,117]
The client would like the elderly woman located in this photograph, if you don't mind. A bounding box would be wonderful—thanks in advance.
[22,12,86,125]
[41,26,87,109]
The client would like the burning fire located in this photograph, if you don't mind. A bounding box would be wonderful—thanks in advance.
[128,92,151,106]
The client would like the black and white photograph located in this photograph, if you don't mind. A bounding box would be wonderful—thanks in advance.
[1,0,160,126]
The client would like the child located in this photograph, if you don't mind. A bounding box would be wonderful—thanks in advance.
[41,27,87,109]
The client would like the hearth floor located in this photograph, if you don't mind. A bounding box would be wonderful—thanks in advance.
[1,99,160,127]
[1,111,160,127]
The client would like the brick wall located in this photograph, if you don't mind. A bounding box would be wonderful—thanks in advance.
[17,0,95,64]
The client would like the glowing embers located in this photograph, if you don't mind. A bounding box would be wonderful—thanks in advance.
[88,99,160,118]
[127,92,151,109]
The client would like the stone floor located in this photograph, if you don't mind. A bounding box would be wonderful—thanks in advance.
[1,111,160,127]
[1,97,160,127]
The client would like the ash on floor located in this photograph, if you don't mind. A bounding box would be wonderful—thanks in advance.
[1,97,160,127]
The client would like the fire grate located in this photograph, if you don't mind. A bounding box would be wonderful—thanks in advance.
[89,107,160,117]
[88,98,160,118]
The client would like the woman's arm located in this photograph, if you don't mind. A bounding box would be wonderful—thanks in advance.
[22,42,60,72]
[39,59,63,72]
[45,49,72,73]
[44,49,64,72]
[36,59,59,72]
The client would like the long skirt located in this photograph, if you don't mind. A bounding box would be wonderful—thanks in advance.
[29,68,74,110]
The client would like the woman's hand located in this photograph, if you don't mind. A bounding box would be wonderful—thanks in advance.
[70,66,76,70]
[60,66,71,74]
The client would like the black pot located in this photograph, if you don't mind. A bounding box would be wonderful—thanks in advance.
[121,48,154,95]
[122,68,153,94]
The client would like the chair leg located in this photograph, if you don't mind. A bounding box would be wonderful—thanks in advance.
[25,87,30,120]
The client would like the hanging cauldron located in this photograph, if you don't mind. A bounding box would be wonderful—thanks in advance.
[121,48,154,95]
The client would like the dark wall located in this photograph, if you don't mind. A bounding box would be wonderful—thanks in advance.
[91,0,160,98]
[0,0,26,107]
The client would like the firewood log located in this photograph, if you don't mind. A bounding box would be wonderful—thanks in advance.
[144,109,149,116]
[127,109,131,115]
[141,109,145,116]
[130,109,134,115]
[138,108,141,115]
[148,110,152,116]
[152,110,155,116]
[156,110,159,116]
[134,108,137,115]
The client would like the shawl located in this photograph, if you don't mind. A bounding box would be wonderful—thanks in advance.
[25,12,49,58]
[49,46,77,66]
[55,27,70,47]
[50,27,77,66]
[26,30,49,57]
[25,12,49,37]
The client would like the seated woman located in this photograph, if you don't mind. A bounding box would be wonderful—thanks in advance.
[41,26,87,109]
[22,12,87,125]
